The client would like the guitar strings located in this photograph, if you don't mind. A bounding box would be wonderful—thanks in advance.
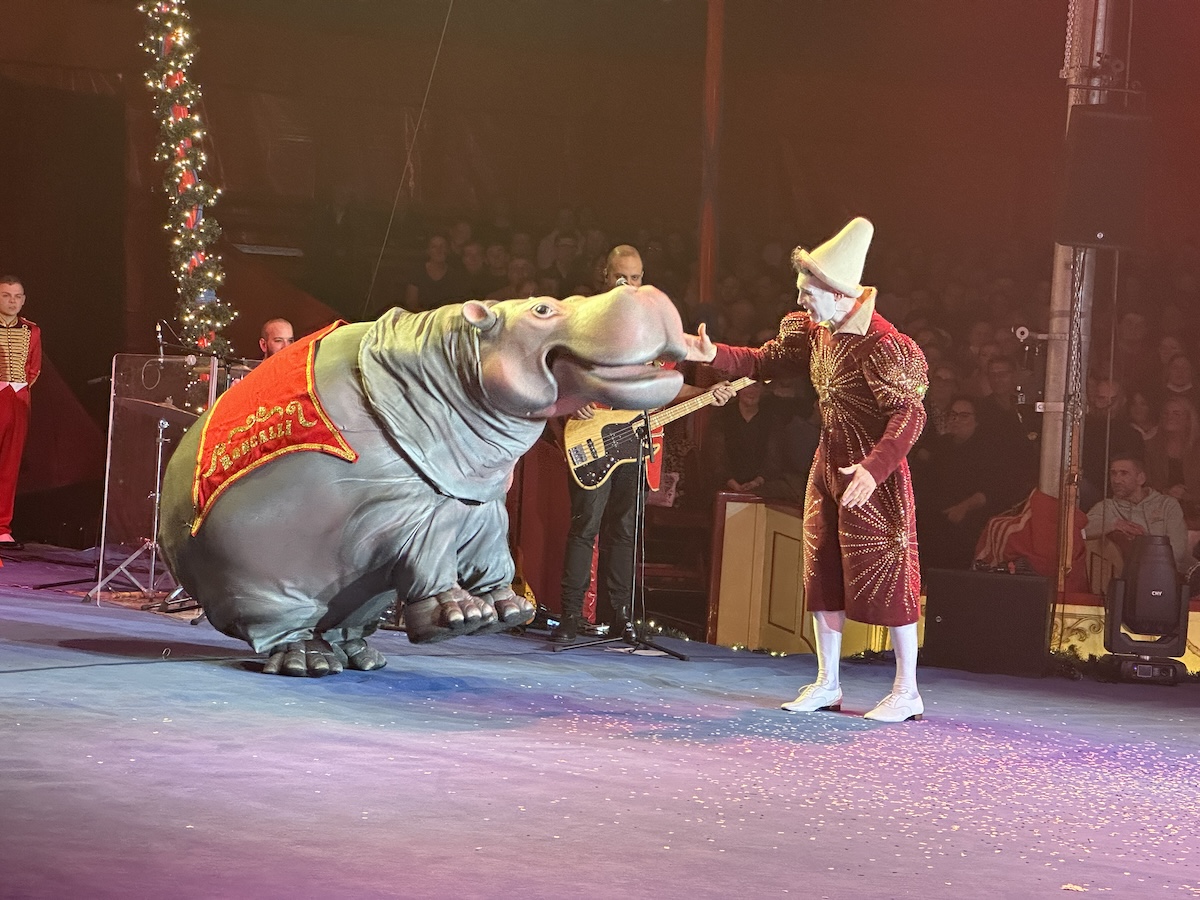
[571,377,754,455]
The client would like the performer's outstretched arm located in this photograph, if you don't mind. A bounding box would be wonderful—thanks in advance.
[685,317,814,383]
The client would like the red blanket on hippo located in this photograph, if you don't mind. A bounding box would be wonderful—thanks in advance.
[191,321,357,534]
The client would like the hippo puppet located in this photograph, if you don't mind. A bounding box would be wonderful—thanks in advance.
[158,286,687,676]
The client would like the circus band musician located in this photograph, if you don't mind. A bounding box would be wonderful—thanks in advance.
[549,244,735,643]
[685,218,929,722]
[0,276,41,550]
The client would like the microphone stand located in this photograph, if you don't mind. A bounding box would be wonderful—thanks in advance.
[552,411,688,660]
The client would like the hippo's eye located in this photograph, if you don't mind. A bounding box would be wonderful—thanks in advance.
[531,302,556,318]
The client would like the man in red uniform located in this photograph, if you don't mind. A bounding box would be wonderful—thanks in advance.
[687,219,929,722]
[0,276,41,549]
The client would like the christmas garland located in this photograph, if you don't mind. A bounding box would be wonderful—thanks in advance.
[140,0,236,356]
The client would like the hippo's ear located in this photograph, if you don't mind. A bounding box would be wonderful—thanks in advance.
[462,300,499,332]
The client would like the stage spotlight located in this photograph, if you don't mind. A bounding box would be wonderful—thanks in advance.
[1104,535,1191,685]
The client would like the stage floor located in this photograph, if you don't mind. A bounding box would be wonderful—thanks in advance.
[1,546,1198,899]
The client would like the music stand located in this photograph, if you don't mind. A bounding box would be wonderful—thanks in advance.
[87,409,177,600]
[88,354,213,606]
[553,411,688,661]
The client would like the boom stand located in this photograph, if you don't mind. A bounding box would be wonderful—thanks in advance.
[87,414,177,603]
[553,411,688,661]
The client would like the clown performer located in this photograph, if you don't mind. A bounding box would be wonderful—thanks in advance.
[685,218,928,722]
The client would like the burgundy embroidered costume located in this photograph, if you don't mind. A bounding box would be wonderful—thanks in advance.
[709,291,927,626]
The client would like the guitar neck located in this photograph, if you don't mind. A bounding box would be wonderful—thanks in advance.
[647,376,756,429]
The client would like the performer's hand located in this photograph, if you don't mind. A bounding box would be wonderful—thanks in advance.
[838,464,877,508]
[710,380,736,406]
[684,323,717,363]
[571,404,597,420]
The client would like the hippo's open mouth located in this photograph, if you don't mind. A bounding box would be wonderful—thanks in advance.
[544,349,684,416]
[546,349,677,384]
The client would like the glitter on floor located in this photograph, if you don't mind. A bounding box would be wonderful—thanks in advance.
[1,546,1198,899]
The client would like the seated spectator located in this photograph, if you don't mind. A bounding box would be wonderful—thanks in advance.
[1080,376,1145,511]
[960,340,1001,399]
[459,240,502,298]
[915,396,1023,570]
[404,234,467,312]
[535,206,580,270]
[483,242,511,285]
[1143,395,1200,523]
[446,218,473,263]
[1162,353,1197,407]
[705,381,772,495]
[923,363,959,439]
[1156,334,1186,384]
[582,227,608,266]
[487,257,537,301]
[539,233,583,298]
[1086,455,1194,580]
[509,230,535,263]
[912,363,960,479]
[1128,389,1159,442]
[1111,310,1155,397]
[957,319,996,372]
[975,355,1039,491]
[582,253,610,294]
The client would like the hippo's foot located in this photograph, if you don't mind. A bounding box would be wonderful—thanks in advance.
[262,639,345,677]
[405,584,497,644]
[480,586,536,630]
[334,638,388,671]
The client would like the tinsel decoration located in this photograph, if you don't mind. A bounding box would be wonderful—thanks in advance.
[140,0,236,357]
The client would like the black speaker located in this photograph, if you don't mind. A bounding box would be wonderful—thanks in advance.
[1056,106,1150,251]
[922,569,1051,677]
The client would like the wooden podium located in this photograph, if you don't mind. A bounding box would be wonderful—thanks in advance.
[708,493,885,655]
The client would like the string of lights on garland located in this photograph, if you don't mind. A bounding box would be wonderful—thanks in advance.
[139,0,237,357]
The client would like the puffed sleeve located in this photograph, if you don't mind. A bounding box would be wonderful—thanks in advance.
[859,331,927,484]
[709,312,814,382]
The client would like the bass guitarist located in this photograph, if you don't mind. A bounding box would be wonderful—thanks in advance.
[549,245,735,643]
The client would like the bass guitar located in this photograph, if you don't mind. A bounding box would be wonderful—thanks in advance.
[563,376,756,490]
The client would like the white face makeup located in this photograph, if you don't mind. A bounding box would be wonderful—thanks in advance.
[796,268,843,327]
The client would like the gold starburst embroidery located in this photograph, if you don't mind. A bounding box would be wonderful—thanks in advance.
[840,480,920,619]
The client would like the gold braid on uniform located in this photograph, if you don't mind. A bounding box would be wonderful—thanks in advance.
[0,323,30,382]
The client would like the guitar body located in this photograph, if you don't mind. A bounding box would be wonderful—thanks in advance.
[562,377,756,491]
[563,410,654,489]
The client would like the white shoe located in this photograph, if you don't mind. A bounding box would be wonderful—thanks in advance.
[864,691,924,722]
[780,682,842,712]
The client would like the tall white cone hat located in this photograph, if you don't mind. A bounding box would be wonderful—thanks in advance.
[792,217,874,297]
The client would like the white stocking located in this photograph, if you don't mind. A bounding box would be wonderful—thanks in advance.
[889,622,920,696]
[813,610,846,689]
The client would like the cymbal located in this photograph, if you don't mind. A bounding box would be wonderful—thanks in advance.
[118,397,200,425]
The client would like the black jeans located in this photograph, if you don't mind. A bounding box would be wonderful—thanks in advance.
[559,462,639,622]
